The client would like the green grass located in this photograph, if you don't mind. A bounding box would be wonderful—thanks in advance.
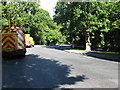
[71,49,120,56]
[35,45,46,46]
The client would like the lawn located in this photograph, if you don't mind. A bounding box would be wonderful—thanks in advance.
[34,45,46,46]
[72,49,120,56]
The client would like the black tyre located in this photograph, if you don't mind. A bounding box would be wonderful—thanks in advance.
[22,53,26,57]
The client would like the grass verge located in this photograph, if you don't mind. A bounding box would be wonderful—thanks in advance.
[71,49,120,56]
[35,45,46,46]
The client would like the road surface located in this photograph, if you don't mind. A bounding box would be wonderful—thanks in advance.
[2,46,118,88]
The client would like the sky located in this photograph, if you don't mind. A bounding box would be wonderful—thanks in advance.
[39,0,59,18]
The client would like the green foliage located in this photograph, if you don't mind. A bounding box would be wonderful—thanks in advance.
[54,2,120,51]
[1,1,66,45]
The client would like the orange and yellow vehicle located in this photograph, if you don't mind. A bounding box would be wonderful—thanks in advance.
[1,26,26,57]
[24,34,35,47]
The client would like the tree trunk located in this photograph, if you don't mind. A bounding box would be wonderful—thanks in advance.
[71,39,75,48]
[85,32,91,51]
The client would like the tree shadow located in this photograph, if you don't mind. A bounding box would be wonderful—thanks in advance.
[45,45,71,50]
[84,52,120,62]
[43,45,120,62]
[2,54,87,88]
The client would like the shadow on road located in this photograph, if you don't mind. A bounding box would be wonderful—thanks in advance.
[84,52,120,62]
[45,46,120,62]
[45,45,71,50]
[2,54,87,88]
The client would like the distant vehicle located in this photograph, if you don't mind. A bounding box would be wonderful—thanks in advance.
[1,26,26,57]
[24,34,35,47]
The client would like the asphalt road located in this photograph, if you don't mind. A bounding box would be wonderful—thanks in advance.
[2,46,118,88]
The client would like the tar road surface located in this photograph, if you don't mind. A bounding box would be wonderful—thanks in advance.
[2,46,118,88]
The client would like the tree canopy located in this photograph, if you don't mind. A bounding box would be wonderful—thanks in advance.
[53,2,120,51]
[1,1,66,45]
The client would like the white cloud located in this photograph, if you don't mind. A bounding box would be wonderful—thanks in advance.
[40,0,58,18]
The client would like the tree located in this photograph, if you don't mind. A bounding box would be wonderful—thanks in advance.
[1,1,66,45]
[53,2,120,51]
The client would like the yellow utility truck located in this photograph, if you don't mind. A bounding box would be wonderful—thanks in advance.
[24,34,35,47]
[1,26,26,57]
[1,8,26,57]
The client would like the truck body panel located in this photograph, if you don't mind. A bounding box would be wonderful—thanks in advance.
[29,37,34,45]
[24,34,34,47]
[2,33,17,52]
[1,26,26,56]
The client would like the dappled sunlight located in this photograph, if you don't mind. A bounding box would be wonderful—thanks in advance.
[2,54,88,88]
